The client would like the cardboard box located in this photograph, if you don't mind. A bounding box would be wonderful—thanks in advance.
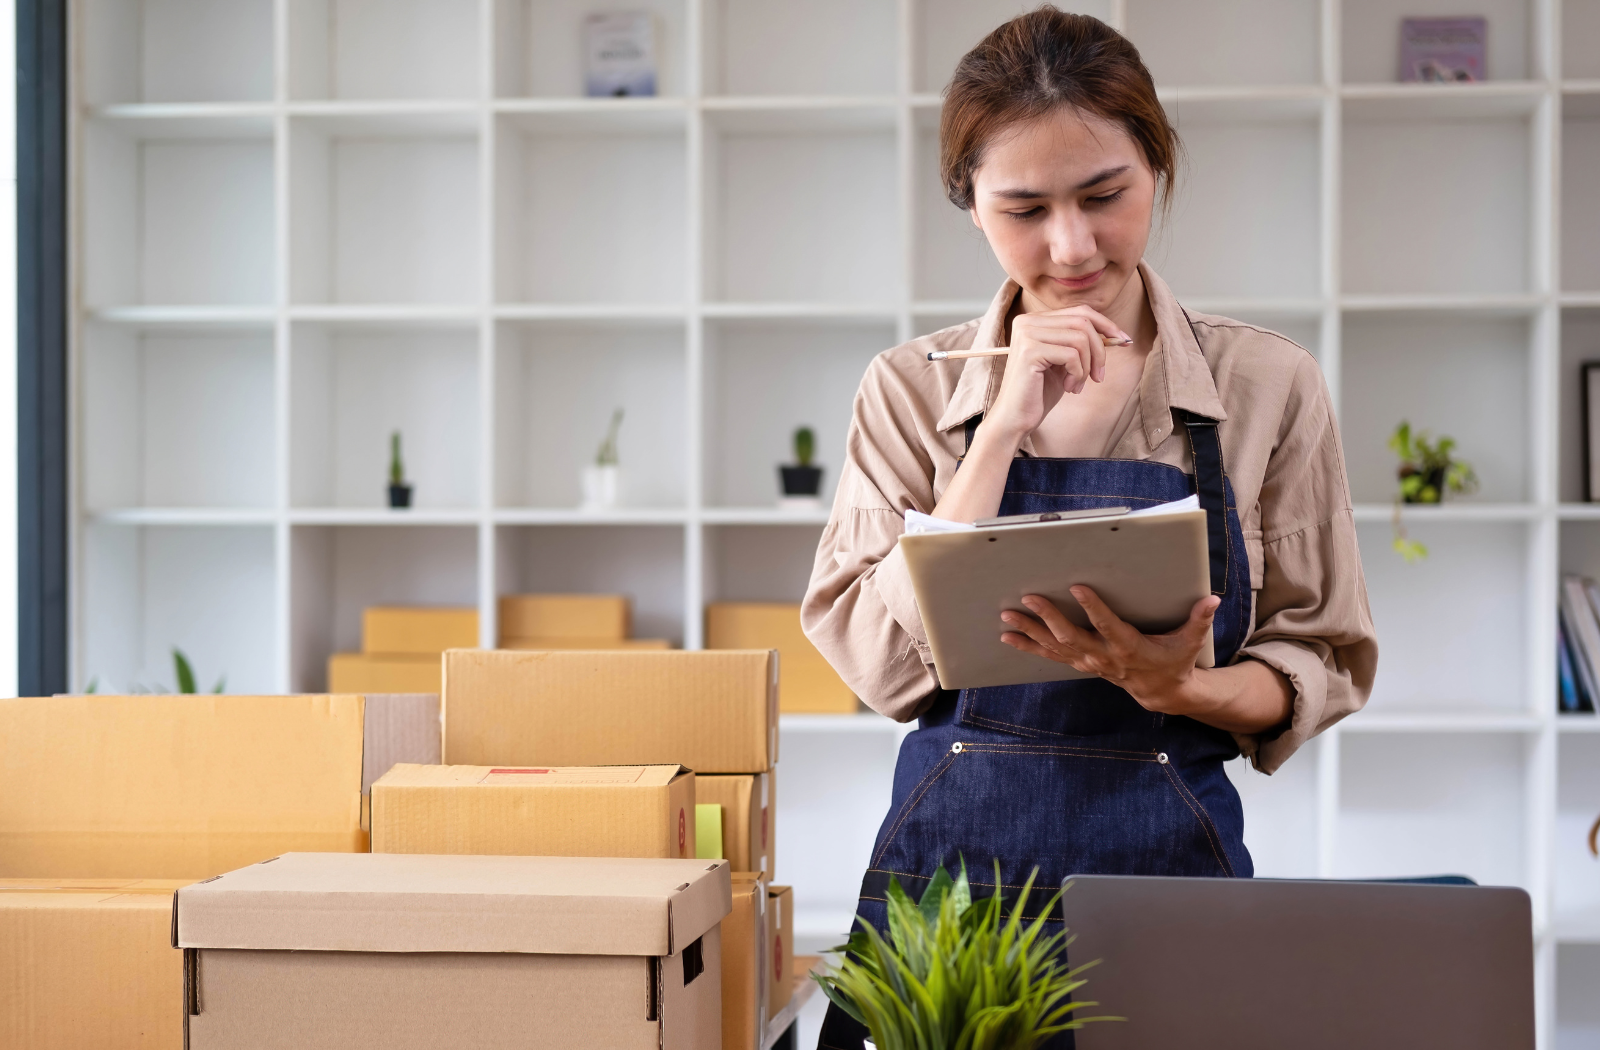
[444,649,778,774]
[362,606,479,655]
[766,884,794,1021]
[499,636,672,650]
[706,602,858,714]
[175,853,730,1050]
[0,879,189,1050]
[722,874,769,1050]
[695,771,774,878]
[0,694,437,879]
[498,593,631,641]
[359,694,442,795]
[372,763,697,860]
[328,653,440,694]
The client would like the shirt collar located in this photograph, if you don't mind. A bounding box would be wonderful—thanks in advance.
[934,262,1227,447]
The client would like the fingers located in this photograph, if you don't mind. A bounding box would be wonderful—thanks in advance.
[1020,594,1098,651]
[1069,586,1143,648]
[1001,630,1086,669]
[1011,315,1107,391]
[1037,305,1132,347]
[1182,596,1221,643]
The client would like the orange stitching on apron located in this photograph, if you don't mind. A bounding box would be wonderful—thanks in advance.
[871,752,958,869]
[869,868,1050,893]
[961,741,1154,755]
[1158,760,1235,877]
[961,710,1051,737]
[959,744,1159,761]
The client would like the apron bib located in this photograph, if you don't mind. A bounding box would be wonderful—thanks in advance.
[817,410,1255,1050]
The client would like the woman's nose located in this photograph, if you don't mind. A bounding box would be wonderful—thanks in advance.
[1047,208,1098,268]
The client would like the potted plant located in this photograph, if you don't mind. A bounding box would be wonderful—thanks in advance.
[582,407,624,510]
[816,862,1117,1050]
[779,426,823,508]
[388,431,413,509]
[1388,421,1479,561]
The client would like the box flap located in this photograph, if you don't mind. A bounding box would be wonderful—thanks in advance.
[176,853,731,956]
[361,694,442,795]
[374,763,684,789]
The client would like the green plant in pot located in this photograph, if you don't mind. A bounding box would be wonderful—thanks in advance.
[1388,421,1479,561]
[388,431,413,509]
[816,861,1117,1050]
[780,426,824,498]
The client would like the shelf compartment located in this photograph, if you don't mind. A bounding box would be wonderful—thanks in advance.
[1151,103,1321,301]
[496,524,685,645]
[493,112,687,304]
[912,115,1008,303]
[81,522,277,694]
[704,0,896,98]
[81,0,274,105]
[1340,313,1531,503]
[1127,0,1319,87]
[1562,108,1600,293]
[704,318,891,509]
[1340,0,1535,85]
[289,321,480,509]
[1557,945,1600,1045]
[1336,732,1530,889]
[288,117,480,305]
[82,122,274,308]
[912,0,1112,95]
[707,114,897,303]
[82,322,275,511]
[1557,308,1600,503]
[1556,736,1600,937]
[704,523,825,605]
[1342,109,1532,296]
[1227,751,1319,878]
[288,523,479,690]
[1355,520,1530,713]
[1567,1,1600,80]
[493,319,687,510]
[286,0,480,101]
[493,0,687,99]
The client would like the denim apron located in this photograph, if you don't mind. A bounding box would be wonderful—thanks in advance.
[817,407,1255,1050]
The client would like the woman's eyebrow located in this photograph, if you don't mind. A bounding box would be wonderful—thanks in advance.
[988,165,1133,199]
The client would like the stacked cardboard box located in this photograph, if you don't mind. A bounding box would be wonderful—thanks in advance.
[498,592,671,650]
[0,693,440,1047]
[329,606,478,693]
[707,602,858,713]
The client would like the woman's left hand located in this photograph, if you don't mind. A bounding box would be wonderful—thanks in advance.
[1000,585,1221,715]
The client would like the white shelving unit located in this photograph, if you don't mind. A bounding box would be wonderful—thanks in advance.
[67,1,1600,1043]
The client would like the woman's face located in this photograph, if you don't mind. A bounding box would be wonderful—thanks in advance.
[969,106,1158,316]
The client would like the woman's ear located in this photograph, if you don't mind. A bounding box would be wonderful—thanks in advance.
[970,207,983,230]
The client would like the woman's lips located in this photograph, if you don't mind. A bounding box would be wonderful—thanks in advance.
[1050,267,1104,289]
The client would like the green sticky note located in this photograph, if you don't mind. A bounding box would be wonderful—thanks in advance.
[695,803,724,860]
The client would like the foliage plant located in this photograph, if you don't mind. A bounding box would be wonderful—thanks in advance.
[86,648,223,694]
[389,431,406,486]
[596,407,624,467]
[815,862,1117,1050]
[794,426,816,467]
[1388,421,1480,562]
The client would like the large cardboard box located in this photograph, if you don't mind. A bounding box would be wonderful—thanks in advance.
[498,593,631,641]
[444,649,778,774]
[0,694,437,879]
[706,603,857,714]
[372,764,697,860]
[722,874,769,1050]
[328,653,440,695]
[695,772,774,878]
[0,879,188,1050]
[500,636,672,651]
[362,606,479,654]
[766,884,794,1021]
[175,853,731,1050]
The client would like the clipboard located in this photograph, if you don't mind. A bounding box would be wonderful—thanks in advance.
[898,506,1213,689]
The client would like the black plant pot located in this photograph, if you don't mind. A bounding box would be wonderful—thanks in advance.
[780,465,823,497]
[388,483,414,509]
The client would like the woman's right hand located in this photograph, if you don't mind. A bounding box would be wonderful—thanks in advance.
[984,305,1132,443]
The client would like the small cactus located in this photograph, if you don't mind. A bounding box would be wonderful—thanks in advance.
[794,426,815,467]
[596,408,624,467]
[389,431,406,485]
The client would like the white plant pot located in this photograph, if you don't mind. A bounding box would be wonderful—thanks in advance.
[581,464,621,509]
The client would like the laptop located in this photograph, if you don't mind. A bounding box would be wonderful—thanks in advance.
[1059,874,1534,1049]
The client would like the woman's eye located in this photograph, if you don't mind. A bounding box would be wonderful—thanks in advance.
[1007,206,1045,220]
[1086,189,1126,207]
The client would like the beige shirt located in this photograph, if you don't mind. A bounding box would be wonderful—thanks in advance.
[800,264,1377,774]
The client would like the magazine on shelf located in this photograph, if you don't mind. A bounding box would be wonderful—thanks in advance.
[1560,575,1600,713]
[1558,618,1586,713]
[584,12,658,97]
[1399,17,1487,82]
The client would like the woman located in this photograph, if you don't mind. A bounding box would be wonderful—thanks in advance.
[802,9,1378,1047]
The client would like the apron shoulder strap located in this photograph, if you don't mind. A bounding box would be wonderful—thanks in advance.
[1177,307,1230,596]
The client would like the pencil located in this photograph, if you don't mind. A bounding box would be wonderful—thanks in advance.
[926,339,1133,362]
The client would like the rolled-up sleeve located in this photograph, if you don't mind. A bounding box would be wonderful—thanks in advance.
[1234,354,1379,773]
[801,356,949,722]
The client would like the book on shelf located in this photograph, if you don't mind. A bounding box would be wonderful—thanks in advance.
[1558,618,1587,713]
[1559,575,1600,714]
[584,12,657,98]
[1399,17,1486,82]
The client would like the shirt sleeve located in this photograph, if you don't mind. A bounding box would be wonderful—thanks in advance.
[1234,353,1379,773]
[800,357,946,722]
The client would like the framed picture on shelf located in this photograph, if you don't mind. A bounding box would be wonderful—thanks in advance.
[1585,363,1600,502]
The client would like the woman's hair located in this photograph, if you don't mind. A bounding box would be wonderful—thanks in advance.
[939,7,1179,211]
